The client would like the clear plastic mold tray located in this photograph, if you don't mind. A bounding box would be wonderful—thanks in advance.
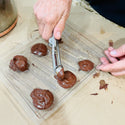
[0,20,103,124]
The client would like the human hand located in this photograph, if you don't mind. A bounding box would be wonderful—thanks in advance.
[97,44,125,76]
[34,0,72,40]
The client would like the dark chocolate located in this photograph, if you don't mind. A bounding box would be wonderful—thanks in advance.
[78,60,94,71]
[32,63,35,66]
[99,80,108,90]
[56,71,77,89]
[111,100,113,104]
[57,38,63,44]
[9,55,29,72]
[90,93,98,95]
[109,40,113,47]
[93,72,100,78]
[30,88,54,110]
[31,43,47,56]
[56,68,64,80]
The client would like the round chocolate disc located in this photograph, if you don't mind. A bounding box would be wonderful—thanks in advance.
[78,60,94,71]
[57,71,77,89]
[31,43,47,56]
[9,55,29,72]
[30,88,54,110]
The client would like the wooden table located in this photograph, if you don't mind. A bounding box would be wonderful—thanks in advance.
[0,0,125,125]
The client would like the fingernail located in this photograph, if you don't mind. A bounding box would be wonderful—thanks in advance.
[108,47,113,51]
[56,32,60,38]
[110,50,117,55]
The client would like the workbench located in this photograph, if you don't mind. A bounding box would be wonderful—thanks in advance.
[0,0,125,125]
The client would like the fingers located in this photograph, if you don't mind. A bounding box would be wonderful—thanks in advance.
[107,47,125,61]
[36,12,58,40]
[53,5,71,40]
[104,50,118,63]
[96,57,109,70]
[98,45,125,76]
[100,57,109,65]
[34,0,72,40]
[38,23,45,36]
[98,59,125,72]
[108,47,114,51]
[42,24,54,40]
[34,0,42,15]
[54,14,67,40]
[110,44,125,57]
[111,70,125,76]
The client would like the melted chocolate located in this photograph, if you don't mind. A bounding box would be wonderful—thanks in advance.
[56,71,77,89]
[56,68,64,80]
[57,38,63,44]
[9,55,29,72]
[31,43,47,56]
[90,93,98,95]
[109,40,113,47]
[111,100,113,104]
[32,63,35,66]
[99,80,108,90]
[93,72,100,78]
[30,88,54,110]
[78,60,94,71]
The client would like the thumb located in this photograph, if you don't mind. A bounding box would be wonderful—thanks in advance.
[54,16,66,40]
[110,44,125,57]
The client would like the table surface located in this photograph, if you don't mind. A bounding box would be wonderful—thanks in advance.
[0,0,125,125]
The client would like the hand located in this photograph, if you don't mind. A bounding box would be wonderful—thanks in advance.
[97,44,125,76]
[34,0,72,40]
